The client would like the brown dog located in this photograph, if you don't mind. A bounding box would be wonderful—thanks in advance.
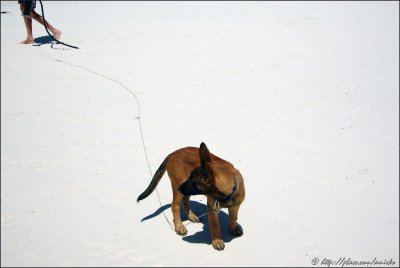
[137,142,245,250]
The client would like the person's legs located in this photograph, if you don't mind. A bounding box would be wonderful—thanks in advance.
[30,9,61,41]
[19,3,34,44]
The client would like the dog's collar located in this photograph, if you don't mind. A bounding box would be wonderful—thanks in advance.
[216,179,238,202]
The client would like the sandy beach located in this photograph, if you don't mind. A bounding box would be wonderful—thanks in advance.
[1,1,399,266]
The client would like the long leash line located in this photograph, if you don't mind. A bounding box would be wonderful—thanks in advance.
[53,59,176,231]
[54,58,210,230]
[57,59,213,229]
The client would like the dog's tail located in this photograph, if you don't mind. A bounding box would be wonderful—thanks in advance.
[137,157,168,202]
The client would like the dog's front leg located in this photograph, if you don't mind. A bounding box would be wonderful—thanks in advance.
[228,205,243,236]
[207,198,224,250]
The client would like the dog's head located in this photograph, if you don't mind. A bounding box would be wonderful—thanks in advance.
[178,142,215,196]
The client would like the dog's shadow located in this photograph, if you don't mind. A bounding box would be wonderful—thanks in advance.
[141,200,237,245]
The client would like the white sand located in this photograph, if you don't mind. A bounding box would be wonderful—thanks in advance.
[1,1,399,266]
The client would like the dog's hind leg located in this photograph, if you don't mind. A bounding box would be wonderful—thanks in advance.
[172,193,188,235]
[182,196,199,222]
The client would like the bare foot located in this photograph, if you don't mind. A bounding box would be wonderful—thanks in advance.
[19,38,34,44]
[52,29,61,41]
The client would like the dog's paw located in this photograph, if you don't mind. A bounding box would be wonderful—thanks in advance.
[229,224,243,237]
[188,212,200,223]
[212,239,225,251]
[175,224,188,236]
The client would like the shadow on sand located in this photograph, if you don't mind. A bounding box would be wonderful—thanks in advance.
[141,200,240,245]
[33,35,53,46]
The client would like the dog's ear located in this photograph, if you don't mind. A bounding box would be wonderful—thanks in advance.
[199,142,212,179]
[199,142,212,163]
[200,160,208,179]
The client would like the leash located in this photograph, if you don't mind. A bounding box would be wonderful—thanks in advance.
[38,0,79,49]
[52,59,177,231]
